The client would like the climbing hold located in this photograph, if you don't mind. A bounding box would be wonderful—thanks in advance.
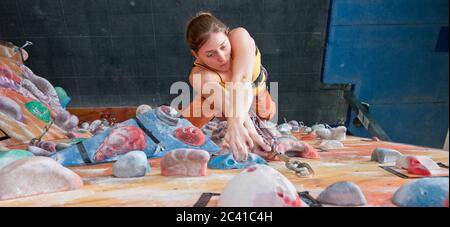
[136,104,152,116]
[93,126,147,162]
[0,96,23,122]
[371,148,402,164]
[155,105,179,126]
[0,156,83,201]
[317,181,367,206]
[113,150,149,178]
[218,164,302,207]
[24,100,51,123]
[392,178,449,207]
[54,87,71,109]
[174,126,206,147]
[395,155,440,176]
[208,152,266,169]
[160,148,210,176]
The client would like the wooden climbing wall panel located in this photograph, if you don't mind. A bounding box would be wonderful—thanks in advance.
[0,136,448,207]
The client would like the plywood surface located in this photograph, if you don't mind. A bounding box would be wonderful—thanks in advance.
[0,135,448,207]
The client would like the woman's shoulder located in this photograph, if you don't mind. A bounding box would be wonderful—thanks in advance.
[188,66,221,85]
[229,27,250,36]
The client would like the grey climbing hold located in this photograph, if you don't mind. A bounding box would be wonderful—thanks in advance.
[371,147,402,164]
[113,150,149,178]
[317,181,367,206]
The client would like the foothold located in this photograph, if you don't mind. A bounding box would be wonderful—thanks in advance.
[395,155,440,176]
[371,148,402,164]
[218,164,302,207]
[113,151,149,178]
[317,140,344,150]
[0,150,34,170]
[0,156,83,201]
[24,100,51,123]
[315,126,347,141]
[317,181,367,206]
[160,148,210,176]
[208,152,266,169]
[392,178,449,207]
[93,126,147,162]
[0,96,23,122]
[136,104,153,116]
[174,126,206,147]
[155,105,179,126]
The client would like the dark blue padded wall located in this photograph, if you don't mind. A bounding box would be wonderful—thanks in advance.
[323,0,449,148]
[0,0,349,126]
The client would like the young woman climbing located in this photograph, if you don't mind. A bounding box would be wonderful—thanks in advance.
[181,12,277,162]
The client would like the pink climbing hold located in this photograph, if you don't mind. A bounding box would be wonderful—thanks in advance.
[395,156,440,176]
[0,156,83,201]
[174,126,206,147]
[93,126,147,162]
[160,148,210,177]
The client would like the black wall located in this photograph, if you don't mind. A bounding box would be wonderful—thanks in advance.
[0,0,348,125]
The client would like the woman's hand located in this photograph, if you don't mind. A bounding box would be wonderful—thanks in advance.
[244,115,272,152]
[224,118,253,162]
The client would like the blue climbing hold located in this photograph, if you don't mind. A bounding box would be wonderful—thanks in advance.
[392,177,449,207]
[208,152,267,169]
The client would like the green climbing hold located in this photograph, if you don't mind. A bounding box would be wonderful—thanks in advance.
[55,87,71,109]
[0,150,34,169]
[25,101,51,123]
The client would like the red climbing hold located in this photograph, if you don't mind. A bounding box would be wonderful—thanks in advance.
[175,126,205,147]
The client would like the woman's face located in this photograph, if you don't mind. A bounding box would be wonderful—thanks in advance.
[194,32,231,72]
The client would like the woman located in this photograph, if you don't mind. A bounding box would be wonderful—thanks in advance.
[182,12,276,161]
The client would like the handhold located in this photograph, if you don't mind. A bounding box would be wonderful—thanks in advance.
[0,156,83,201]
[155,105,179,126]
[370,148,402,164]
[24,100,51,123]
[93,126,147,162]
[315,126,347,141]
[0,149,34,170]
[311,124,327,131]
[317,140,344,150]
[288,120,300,132]
[0,96,23,122]
[317,181,367,206]
[55,142,71,151]
[218,164,302,207]
[395,155,440,176]
[136,104,152,116]
[160,148,210,176]
[174,126,206,147]
[392,178,449,207]
[113,150,149,178]
[208,152,266,169]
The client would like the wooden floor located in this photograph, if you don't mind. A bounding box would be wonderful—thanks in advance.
[0,135,448,207]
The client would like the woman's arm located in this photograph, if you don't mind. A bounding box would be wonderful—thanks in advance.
[189,70,254,161]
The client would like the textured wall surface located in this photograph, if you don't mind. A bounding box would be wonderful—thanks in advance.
[0,0,348,125]
[323,0,449,148]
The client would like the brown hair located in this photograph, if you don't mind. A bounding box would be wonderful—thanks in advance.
[186,12,229,53]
